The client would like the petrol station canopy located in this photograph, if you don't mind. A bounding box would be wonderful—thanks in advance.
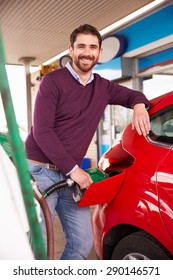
[0,0,156,66]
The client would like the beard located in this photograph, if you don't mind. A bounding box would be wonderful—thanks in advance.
[74,55,98,72]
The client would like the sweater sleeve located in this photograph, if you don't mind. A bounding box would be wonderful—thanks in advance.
[108,81,150,109]
[32,75,77,175]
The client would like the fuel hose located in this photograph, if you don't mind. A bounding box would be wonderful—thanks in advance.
[43,178,75,198]
[32,181,54,260]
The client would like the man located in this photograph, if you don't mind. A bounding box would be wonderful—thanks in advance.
[25,24,150,259]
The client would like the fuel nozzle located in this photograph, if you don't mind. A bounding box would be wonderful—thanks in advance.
[42,168,109,202]
[72,168,109,202]
[85,168,109,183]
[72,184,83,202]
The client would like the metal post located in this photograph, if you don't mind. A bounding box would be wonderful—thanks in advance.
[131,58,143,91]
[19,56,35,132]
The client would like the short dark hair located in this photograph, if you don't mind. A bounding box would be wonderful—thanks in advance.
[70,24,102,49]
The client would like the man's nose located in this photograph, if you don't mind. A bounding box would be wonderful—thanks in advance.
[83,46,92,55]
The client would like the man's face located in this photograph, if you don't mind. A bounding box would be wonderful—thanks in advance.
[69,34,102,73]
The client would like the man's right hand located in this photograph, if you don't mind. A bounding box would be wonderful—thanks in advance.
[69,167,93,189]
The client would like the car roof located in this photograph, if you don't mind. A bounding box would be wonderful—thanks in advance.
[149,91,173,115]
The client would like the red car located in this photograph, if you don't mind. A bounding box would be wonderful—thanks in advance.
[80,91,173,260]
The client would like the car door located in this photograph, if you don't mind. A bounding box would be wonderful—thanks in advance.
[156,147,173,240]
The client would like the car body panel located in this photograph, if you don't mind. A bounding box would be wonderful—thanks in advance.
[88,91,173,259]
[150,91,173,112]
[79,172,125,207]
[155,148,173,240]
[93,145,173,257]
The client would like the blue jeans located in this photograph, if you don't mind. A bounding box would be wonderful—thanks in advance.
[28,161,93,260]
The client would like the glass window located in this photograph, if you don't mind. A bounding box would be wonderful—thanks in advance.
[149,105,173,145]
[143,73,173,100]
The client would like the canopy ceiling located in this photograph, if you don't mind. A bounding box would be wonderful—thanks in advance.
[0,0,156,66]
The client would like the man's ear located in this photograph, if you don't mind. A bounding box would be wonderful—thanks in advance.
[69,45,73,56]
[98,48,103,60]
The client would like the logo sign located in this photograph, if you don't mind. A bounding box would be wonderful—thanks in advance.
[98,35,128,64]
[59,55,72,68]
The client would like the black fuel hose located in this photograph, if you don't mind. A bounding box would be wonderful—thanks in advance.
[43,178,75,198]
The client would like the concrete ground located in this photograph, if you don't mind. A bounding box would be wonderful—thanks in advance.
[53,211,97,260]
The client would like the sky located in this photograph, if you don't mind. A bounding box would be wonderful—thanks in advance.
[0,65,27,131]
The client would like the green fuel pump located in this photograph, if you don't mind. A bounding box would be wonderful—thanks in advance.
[85,167,109,183]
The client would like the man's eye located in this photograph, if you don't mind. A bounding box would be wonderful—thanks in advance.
[78,45,85,49]
[91,46,97,50]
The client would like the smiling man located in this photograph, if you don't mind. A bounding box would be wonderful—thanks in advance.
[25,24,150,260]
[69,32,102,78]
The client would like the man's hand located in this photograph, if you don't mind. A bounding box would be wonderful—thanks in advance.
[70,167,93,189]
[132,103,150,136]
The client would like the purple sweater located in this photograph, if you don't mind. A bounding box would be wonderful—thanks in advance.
[25,67,149,174]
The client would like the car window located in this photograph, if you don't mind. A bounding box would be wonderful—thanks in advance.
[149,105,173,145]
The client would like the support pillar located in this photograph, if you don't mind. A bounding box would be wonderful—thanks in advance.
[19,56,35,132]
[131,58,143,92]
